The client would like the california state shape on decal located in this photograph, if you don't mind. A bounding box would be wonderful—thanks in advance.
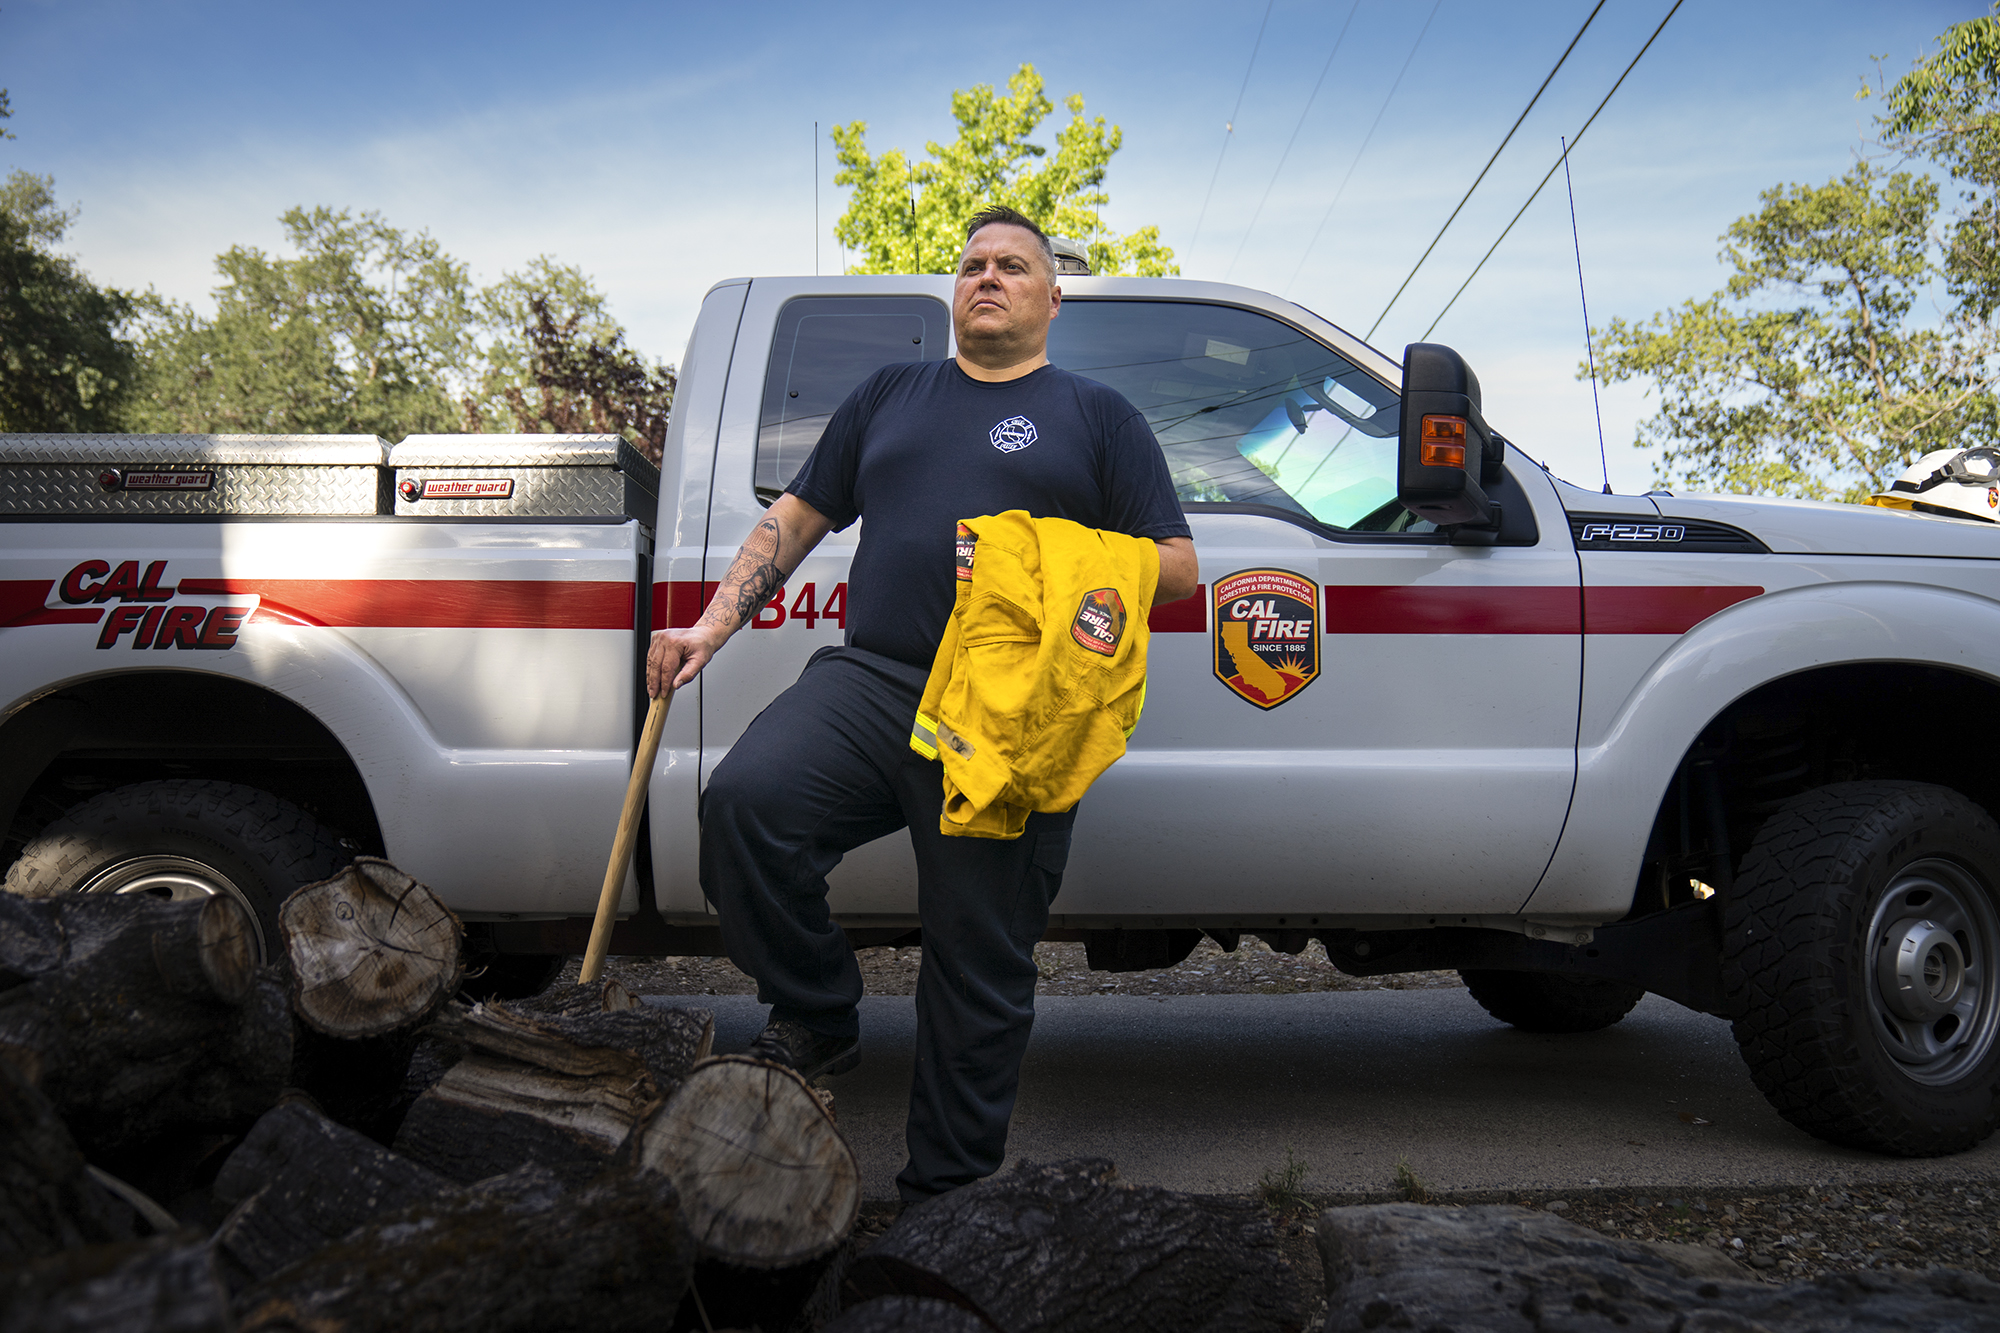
[1212,569,1319,709]
[1071,587,1126,657]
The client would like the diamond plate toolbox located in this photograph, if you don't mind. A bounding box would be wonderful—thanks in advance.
[0,435,389,515]
[389,434,660,523]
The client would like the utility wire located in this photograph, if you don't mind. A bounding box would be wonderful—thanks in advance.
[1419,0,1685,341]
[1362,0,1608,338]
[1224,0,1364,281]
[1561,136,1613,494]
[1191,0,1275,258]
[1281,0,1443,294]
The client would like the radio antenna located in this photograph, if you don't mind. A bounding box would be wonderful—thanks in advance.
[1560,136,1612,495]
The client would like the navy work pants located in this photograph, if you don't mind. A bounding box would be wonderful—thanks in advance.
[700,646,1073,1202]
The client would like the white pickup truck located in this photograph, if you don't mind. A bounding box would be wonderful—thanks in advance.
[5,272,1999,1160]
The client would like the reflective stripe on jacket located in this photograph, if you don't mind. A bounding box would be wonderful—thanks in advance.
[909,509,1159,839]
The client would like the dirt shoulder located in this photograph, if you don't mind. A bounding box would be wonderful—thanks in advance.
[563,933,1464,998]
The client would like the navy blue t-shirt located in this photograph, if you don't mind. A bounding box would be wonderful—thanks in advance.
[785,359,1191,670]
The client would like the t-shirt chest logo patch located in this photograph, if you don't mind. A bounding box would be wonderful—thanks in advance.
[990,416,1038,453]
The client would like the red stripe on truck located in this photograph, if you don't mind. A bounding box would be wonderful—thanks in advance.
[1583,585,1763,634]
[1325,585,1583,634]
[650,581,1214,633]
[173,579,634,629]
[0,580,105,627]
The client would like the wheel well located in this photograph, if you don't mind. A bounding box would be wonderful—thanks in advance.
[1629,663,2000,918]
[0,671,385,873]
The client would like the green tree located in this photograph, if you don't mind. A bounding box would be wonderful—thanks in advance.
[1595,164,1996,500]
[129,212,673,453]
[126,207,477,437]
[0,171,137,431]
[1874,5,2000,317]
[832,64,1177,277]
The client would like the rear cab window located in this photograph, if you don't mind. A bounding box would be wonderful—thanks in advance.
[755,296,950,501]
[752,292,1435,536]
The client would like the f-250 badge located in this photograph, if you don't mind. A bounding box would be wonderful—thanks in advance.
[1213,569,1318,709]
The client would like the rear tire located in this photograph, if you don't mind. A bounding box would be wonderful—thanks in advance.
[1,780,350,965]
[1460,969,1645,1033]
[1724,780,2000,1157]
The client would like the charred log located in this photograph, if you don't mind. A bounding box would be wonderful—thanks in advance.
[0,1238,233,1333]
[235,1170,694,1333]
[842,1158,1301,1333]
[0,1052,138,1263]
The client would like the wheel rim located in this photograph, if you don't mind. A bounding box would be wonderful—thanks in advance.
[1865,856,2000,1086]
[79,856,269,964]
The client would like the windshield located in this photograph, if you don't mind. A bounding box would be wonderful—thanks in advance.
[1046,300,1402,530]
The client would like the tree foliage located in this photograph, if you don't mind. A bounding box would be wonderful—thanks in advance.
[832,64,1176,277]
[0,171,136,432]
[130,210,674,458]
[1595,164,1995,500]
[1595,11,2000,501]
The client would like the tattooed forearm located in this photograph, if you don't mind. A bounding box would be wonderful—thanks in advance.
[699,516,787,635]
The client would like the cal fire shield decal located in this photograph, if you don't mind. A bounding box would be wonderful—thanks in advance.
[1071,588,1126,657]
[1213,569,1319,709]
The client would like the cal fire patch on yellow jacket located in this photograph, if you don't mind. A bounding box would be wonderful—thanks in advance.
[955,522,977,580]
[1213,569,1319,709]
[1071,587,1126,656]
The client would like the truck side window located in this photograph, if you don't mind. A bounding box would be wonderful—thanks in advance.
[756,295,951,496]
[1046,300,1406,532]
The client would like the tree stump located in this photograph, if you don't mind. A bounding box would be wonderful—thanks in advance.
[638,1054,859,1269]
[841,1158,1301,1333]
[0,895,290,1157]
[211,1100,457,1291]
[281,858,462,1038]
[0,1238,233,1333]
[235,1170,695,1333]
[392,1002,665,1185]
[0,1052,138,1264]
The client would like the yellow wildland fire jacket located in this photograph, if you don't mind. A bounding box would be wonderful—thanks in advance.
[909,510,1159,839]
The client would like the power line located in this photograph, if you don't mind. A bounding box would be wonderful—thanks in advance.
[1362,0,1608,339]
[1191,0,1275,258]
[1223,0,1363,281]
[1560,136,1613,494]
[1419,0,1685,342]
[1281,0,1443,295]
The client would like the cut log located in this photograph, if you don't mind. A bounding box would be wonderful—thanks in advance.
[0,1051,138,1263]
[822,1296,993,1333]
[281,858,462,1038]
[841,1158,1301,1333]
[211,1100,457,1291]
[235,1170,695,1333]
[392,1002,664,1185]
[511,977,639,1018]
[637,1053,859,1269]
[0,896,292,1157]
[0,1238,233,1333]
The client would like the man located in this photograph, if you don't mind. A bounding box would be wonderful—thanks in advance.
[646,205,1197,1202]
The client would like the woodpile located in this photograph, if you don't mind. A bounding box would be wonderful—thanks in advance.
[0,860,865,1333]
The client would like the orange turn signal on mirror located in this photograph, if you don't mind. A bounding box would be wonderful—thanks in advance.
[1420,415,1467,469]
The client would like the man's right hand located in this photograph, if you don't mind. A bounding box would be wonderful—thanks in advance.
[648,626,726,697]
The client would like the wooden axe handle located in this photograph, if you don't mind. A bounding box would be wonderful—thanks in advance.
[580,688,672,984]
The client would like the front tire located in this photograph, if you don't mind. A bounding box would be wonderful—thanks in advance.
[1725,780,2000,1156]
[2,780,350,964]
[1460,969,1645,1033]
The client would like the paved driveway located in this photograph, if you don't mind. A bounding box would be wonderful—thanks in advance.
[645,989,2000,1202]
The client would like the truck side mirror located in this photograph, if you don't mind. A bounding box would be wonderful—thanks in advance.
[1397,342,1502,530]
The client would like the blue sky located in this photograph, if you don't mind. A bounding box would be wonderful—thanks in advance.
[3,0,1985,489]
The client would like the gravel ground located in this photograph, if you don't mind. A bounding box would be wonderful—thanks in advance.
[560,933,1465,997]
[561,939,1995,1291]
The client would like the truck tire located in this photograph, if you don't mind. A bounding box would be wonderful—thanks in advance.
[1459,969,1645,1033]
[1,780,349,966]
[1724,780,2000,1157]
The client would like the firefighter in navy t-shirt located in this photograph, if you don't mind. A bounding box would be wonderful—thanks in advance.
[645,206,1197,1203]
